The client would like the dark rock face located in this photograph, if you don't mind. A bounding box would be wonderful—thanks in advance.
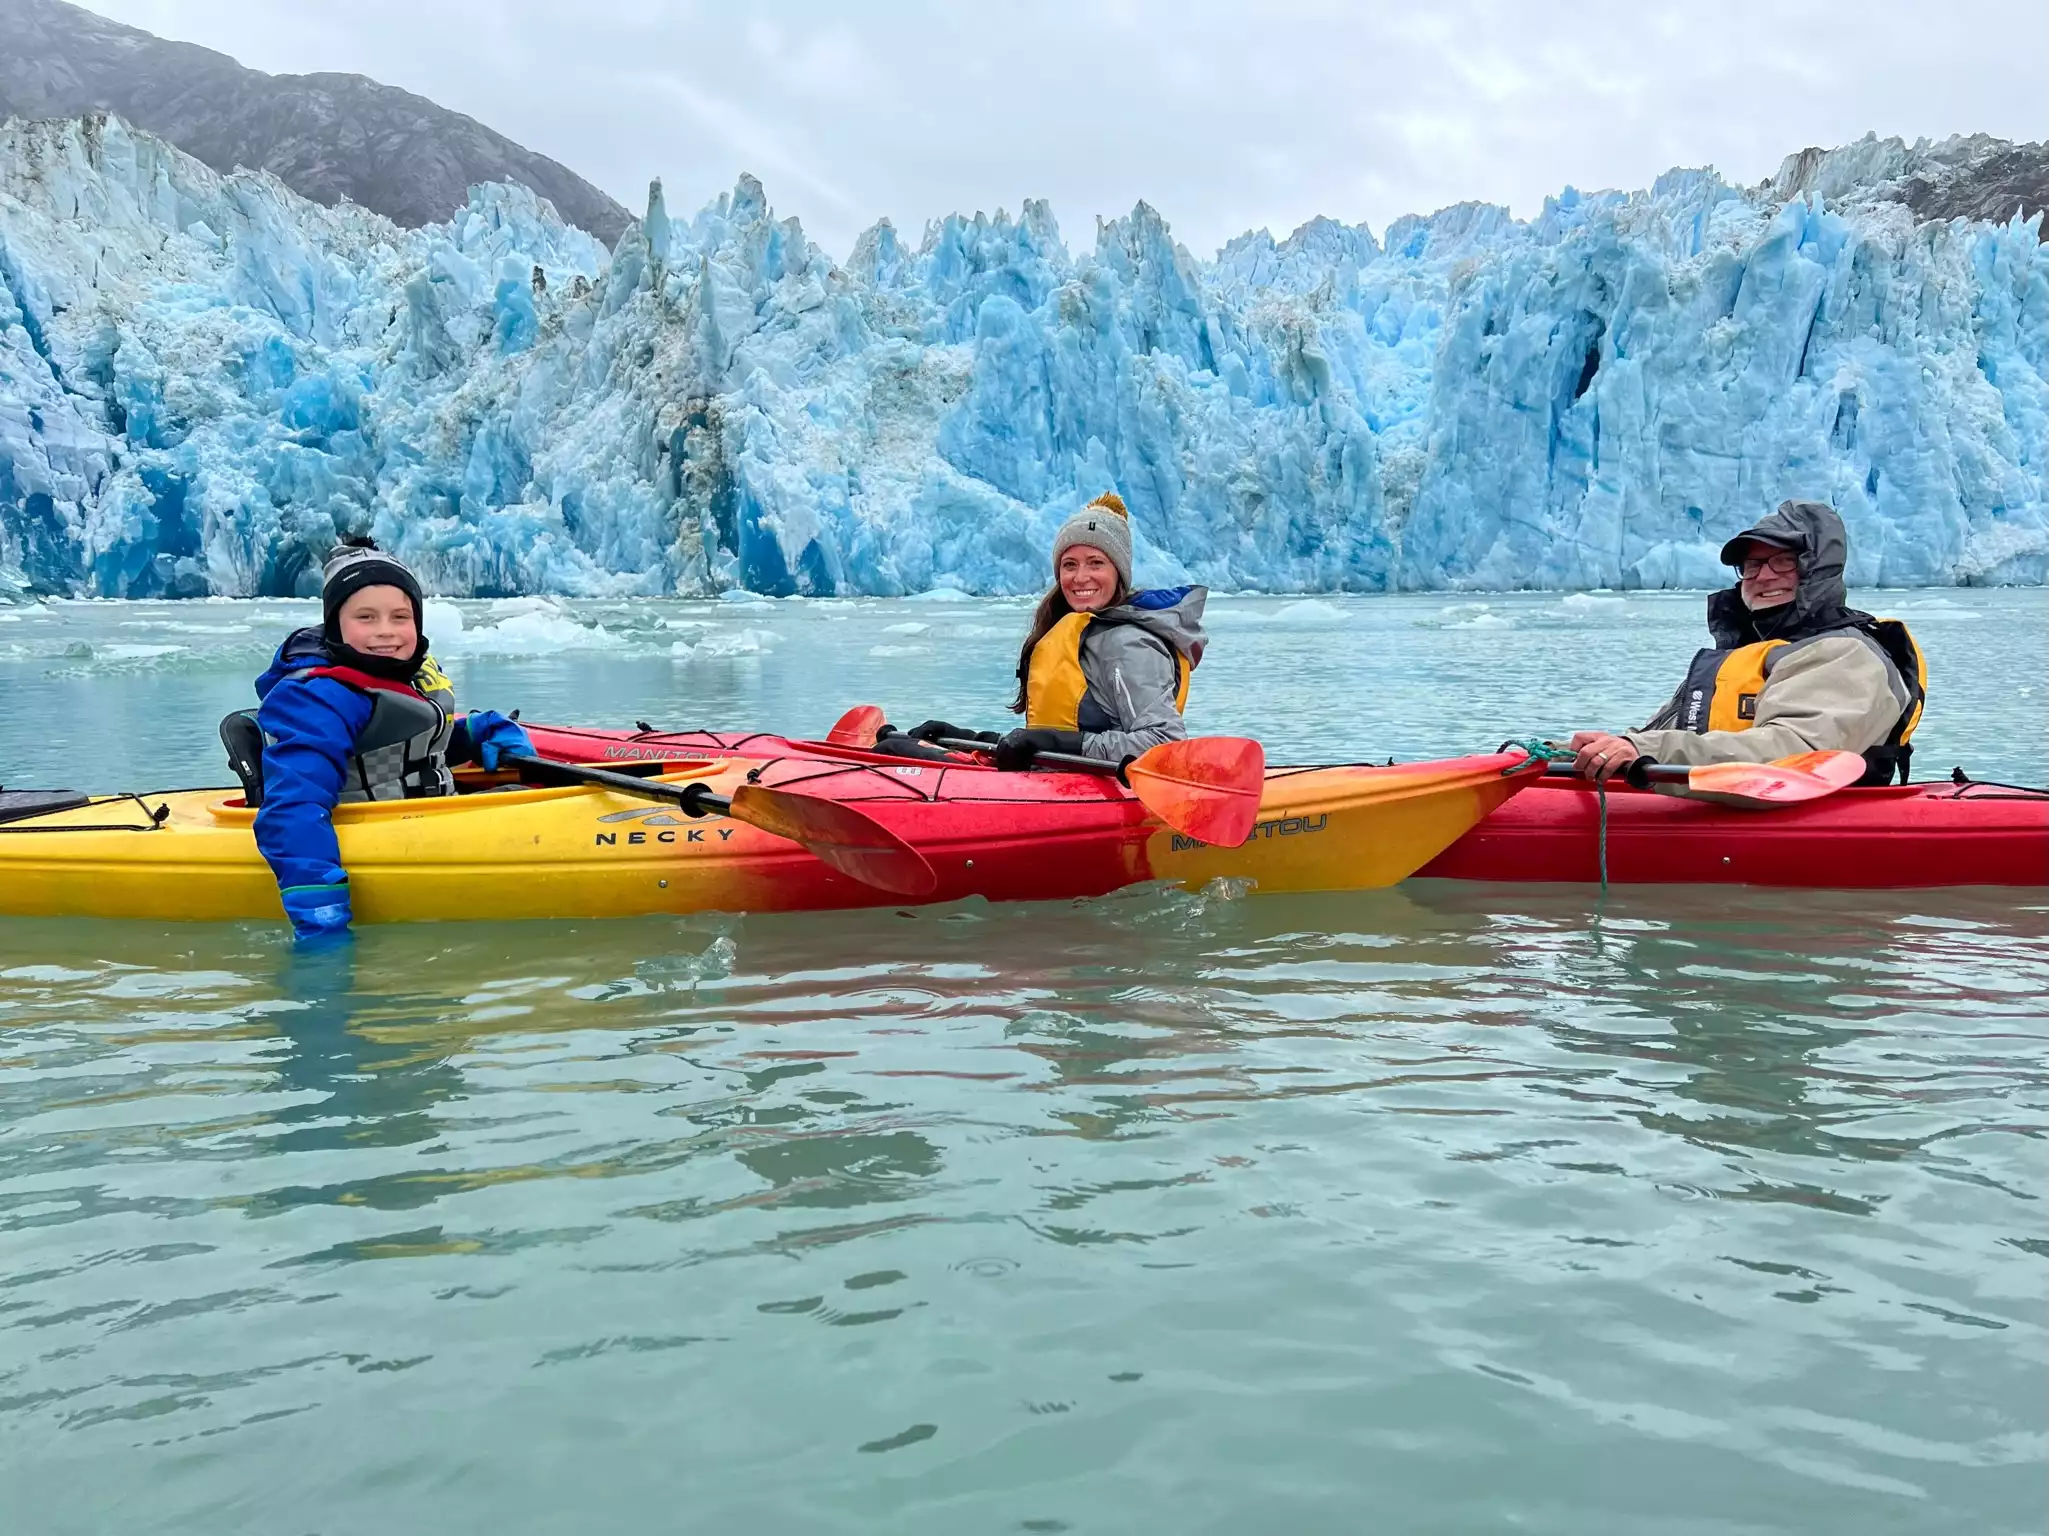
[1767,132,2048,241]
[1897,146,2049,230]
[0,0,630,243]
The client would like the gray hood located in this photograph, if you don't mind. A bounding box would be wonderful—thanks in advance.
[1094,585,1208,665]
[1708,501,1864,645]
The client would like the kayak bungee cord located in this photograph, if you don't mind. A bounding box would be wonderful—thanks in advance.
[0,793,170,834]
[1941,768,2049,799]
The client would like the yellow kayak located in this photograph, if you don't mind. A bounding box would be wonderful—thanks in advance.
[0,749,1540,924]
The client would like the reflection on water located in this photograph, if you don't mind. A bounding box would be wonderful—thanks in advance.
[3,886,2044,1533]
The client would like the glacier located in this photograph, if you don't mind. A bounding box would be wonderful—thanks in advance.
[1,112,2044,601]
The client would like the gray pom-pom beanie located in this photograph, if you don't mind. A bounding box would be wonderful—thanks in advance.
[1051,492,1133,587]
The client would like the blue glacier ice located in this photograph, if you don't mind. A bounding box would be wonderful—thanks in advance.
[1,113,2043,599]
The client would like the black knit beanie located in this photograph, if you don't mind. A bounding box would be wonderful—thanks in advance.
[321,537,425,643]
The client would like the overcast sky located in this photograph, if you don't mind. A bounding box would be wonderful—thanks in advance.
[83,0,2049,258]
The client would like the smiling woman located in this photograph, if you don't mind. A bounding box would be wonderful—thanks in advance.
[885,493,1213,772]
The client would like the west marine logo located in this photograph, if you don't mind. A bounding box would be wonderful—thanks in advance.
[1170,813,1328,853]
[593,806,736,847]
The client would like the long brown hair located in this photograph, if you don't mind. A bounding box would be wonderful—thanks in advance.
[1011,575,1130,713]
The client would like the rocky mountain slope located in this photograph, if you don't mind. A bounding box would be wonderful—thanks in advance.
[1768,132,2048,235]
[0,0,629,242]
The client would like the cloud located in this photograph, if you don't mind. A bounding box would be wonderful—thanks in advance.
[82,0,2049,259]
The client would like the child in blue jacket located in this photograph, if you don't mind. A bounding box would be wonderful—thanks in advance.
[252,539,531,941]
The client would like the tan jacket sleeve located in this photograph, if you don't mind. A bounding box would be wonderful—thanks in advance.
[1625,635,1906,766]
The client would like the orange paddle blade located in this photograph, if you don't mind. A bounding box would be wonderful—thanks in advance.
[1661,751,1865,810]
[1769,750,1869,789]
[826,705,887,748]
[1125,736,1267,848]
[729,784,938,897]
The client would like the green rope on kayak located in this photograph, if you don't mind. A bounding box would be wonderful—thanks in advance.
[1497,738,1575,775]
[1498,738,1607,893]
[1595,777,1608,893]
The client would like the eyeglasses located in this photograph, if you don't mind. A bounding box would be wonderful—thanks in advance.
[1738,551,1800,578]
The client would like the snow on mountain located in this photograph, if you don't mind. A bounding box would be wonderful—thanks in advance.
[1,114,2043,600]
[1,0,631,242]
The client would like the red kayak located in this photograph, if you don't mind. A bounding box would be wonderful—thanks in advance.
[520,722,1543,901]
[1416,774,2049,887]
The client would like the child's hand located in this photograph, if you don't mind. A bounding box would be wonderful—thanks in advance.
[467,711,534,771]
[282,881,353,941]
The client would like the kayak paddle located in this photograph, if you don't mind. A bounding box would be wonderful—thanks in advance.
[826,705,887,747]
[1547,749,1868,810]
[509,755,937,897]
[939,735,1267,848]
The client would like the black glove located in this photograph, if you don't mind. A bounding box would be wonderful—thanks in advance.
[906,720,1000,747]
[994,727,1087,772]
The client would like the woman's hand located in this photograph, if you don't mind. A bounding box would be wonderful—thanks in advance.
[905,720,996,747]
[994,727,1086,771]
[1567,731,1640,780]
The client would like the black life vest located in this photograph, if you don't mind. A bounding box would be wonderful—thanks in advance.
[1658,619,1925,786]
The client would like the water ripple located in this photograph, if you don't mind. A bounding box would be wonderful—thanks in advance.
[1,887,2045,1531]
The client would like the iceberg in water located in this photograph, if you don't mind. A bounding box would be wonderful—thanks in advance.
[1,113,2043,600]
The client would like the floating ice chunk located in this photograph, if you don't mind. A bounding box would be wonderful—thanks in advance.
[99,642,186,659]
[120,619,253,633]
[423,600,468,639]
[438,602,624,655]
[672,627,776,658]
[484,596,565,619]
[1269,599,1348,624]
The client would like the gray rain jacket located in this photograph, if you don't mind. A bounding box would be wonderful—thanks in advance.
[1075,586,1208,764]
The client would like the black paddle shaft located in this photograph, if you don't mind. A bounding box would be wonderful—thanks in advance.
[936,737,1123,779]
[511,754,730,815]
[1545,761,1682,787]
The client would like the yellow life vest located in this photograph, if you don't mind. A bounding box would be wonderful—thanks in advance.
[1670,620,1926,781]
[1025,612,1192,730]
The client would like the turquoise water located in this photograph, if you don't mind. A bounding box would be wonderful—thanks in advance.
[1,589,2045,1533]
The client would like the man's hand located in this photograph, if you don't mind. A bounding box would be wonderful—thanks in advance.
[1567,731,1641,781]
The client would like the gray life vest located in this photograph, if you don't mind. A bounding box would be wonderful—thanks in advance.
[280,655,459,802]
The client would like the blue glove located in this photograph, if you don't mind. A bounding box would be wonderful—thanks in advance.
[466,710,533,771]
[281,881,353,944]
